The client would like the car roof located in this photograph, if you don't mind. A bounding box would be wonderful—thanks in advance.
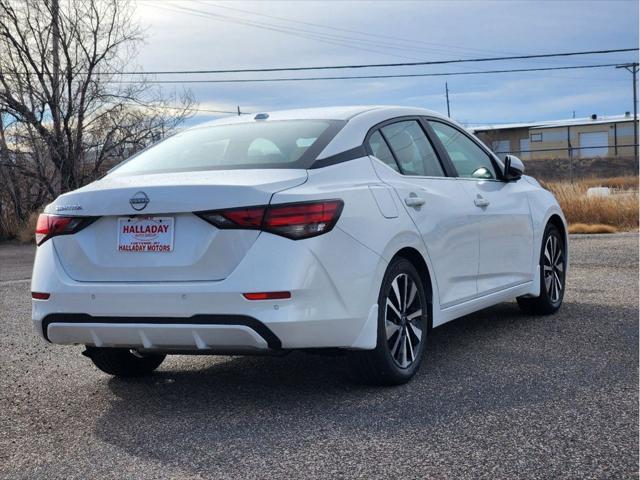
[193,105,459,163]
[198,105,449,125]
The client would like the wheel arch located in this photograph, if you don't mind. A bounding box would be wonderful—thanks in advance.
[391,247,434,330]
[547,213,567,248]
[546,212,569,275]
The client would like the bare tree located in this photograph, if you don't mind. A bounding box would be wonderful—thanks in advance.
[0,0,195,235]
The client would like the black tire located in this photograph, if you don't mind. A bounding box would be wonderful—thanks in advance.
[517,223,566,315]
[350,257,429,386]
[85,347,165,377]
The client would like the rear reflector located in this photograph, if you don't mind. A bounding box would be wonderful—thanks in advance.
[35,214,97,246]
[243,291,291,300]
[31,292,50,300]
[196,199,343,240]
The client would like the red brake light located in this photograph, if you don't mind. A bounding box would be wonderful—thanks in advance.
[196,199,343,240]
[263,200,343,239]
[195,206,266,229]
[243,291,291,300]
[35,214,96,246]
[31,292,50,300]
[221,206,266,227]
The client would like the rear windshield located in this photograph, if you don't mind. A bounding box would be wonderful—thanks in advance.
[109,120,344,175]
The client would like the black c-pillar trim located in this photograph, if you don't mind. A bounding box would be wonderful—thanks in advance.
[310,145,368,169]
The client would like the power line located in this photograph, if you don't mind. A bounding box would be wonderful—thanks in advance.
[109,63,624,84]
[117,100,244,115]
[162,1,530,61]
[106,48,638,75]
[134,0,631,87]
[155,3,425,61]
[161,2,548,69]
[204,2,535,58]
[151,106,246,115]
[189,1,623,79]
[157,1,635,80]
[142,1,630,84]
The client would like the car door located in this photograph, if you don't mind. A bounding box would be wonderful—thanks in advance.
[366,118,479,308]
[427,119,534,296]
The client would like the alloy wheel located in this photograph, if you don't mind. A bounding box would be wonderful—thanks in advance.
[384,273,424,368]
[543,234,564,303]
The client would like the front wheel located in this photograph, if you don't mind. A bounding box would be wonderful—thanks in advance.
[517,223,566,315]
[84,347,166,377]
[350,257,429,385]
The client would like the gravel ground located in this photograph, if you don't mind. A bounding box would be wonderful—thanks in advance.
[0,234,637,479]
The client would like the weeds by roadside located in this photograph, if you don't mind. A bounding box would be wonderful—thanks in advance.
[568,223,619,234]
[543,176,639,233]
[16,212,39,244]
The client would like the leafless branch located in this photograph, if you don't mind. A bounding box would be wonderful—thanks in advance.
[0,0,196,237]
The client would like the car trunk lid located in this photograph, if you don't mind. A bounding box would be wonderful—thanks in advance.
[48,169,307,282]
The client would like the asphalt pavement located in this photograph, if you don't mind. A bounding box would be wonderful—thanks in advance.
[0,234,638,479]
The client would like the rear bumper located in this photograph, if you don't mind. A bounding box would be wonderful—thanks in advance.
[32,228,386,350]
[42,314,280,352]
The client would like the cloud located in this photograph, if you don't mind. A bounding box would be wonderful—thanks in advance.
[132,0,639,126]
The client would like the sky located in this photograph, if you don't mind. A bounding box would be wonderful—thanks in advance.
[131,0,639,127]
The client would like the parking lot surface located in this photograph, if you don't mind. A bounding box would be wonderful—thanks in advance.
[0,234,638,479]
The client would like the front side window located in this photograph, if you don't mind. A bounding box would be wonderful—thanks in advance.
[380,121,444,177]
[109,120,342,175]
[430,121,497,180]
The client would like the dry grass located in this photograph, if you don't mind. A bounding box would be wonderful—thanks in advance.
[568,223,619,234]
[578,175,639,191]
[544,176,639,233]
[16,212,39,244]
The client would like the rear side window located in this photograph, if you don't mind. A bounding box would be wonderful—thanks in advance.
[367,130,399,172]
[380,121,444,177]
[109,120,343,175]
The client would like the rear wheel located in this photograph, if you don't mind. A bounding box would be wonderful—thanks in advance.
[517,223,566,315]
[351,257,429,385]
[84,347,166,377]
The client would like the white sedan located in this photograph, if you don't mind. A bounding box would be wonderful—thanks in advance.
[31,106,567,385]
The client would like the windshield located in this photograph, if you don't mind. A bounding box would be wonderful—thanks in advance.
[109,120,344,176]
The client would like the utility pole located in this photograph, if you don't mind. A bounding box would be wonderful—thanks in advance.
[51,0,66,188]
[445,82,451,118]
[617,63,639,163]
[567,126,573,183]
[51,0,60,110]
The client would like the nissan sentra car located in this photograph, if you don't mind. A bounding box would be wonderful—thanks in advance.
[31,106,567,385]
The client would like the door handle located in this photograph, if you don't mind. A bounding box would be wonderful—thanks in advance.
[405,195,426,207]
[474,197,490,208]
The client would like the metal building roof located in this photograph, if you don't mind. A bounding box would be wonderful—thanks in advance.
[470,114,635,132]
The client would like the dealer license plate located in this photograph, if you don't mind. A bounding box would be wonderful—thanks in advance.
[117,216,174,253]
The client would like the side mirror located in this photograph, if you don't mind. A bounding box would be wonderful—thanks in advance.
[503,155,525,181]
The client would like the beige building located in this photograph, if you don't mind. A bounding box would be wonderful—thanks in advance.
[472,114,638,160]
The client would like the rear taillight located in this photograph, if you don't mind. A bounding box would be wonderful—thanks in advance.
[35,214,96,246]
[196,199,343,240]
[263,201,343,239]
[199,206,266,229]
